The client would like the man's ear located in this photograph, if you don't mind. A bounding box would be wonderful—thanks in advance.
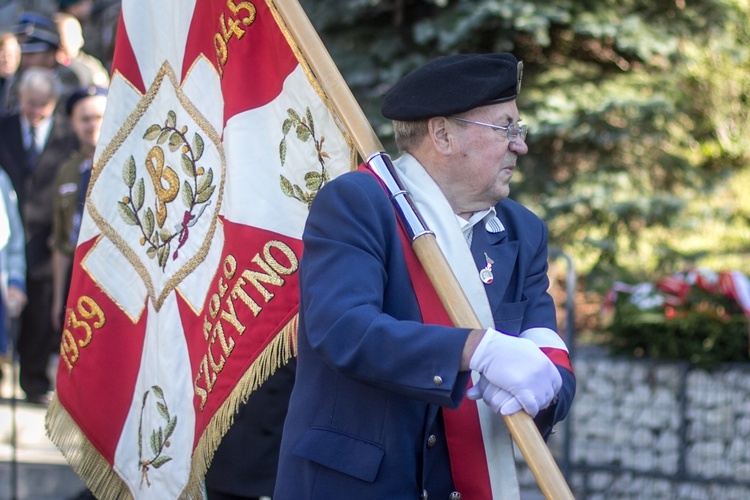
[428,116,452,155]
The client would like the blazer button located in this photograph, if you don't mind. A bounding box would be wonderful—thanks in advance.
[427,434,437,448]
[433,375,443,386]
[449,492,461,500]
[421,489,428,499]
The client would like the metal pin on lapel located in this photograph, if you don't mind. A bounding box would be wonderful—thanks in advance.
[480,252,494,284]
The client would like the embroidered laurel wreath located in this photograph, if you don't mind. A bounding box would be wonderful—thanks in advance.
[138,385,176,488]
[119,110,216,270]
[279,107,331,209]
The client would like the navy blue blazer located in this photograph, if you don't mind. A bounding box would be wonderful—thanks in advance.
[274,171,575,499]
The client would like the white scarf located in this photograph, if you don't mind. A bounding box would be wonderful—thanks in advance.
[393,153,520,499]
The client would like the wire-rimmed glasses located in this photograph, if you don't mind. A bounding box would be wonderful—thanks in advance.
[448,116,527,142]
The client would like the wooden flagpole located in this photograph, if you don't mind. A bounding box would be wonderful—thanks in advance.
[272,1,575,498]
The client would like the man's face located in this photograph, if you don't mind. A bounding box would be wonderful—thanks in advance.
[19,87,56,126]
[20,49,57,70]
[70,95,106,150]
[444,100,528,213]
[0,38,20,78]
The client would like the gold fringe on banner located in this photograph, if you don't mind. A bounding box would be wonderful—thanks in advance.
[184,314,298,498]
[45,316,297,499]
[45,397,132,499]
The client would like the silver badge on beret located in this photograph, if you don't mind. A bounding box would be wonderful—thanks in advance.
[517,61,524,95]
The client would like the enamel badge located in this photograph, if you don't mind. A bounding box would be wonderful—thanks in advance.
[480,252,494,284]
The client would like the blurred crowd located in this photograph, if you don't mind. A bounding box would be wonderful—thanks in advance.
[0,0,119,69]
[0,0,118,405]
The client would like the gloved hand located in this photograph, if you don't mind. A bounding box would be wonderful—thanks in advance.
[466,374,524,415]
[468,328,562,417]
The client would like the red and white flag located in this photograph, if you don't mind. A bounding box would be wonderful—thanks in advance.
[46,1,355,497]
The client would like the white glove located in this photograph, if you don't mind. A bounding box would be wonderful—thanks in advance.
[469,328,562,417]
[467,374,524,415]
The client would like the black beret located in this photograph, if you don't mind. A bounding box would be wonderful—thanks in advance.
[381,53,523,121]
[66,86,108,115]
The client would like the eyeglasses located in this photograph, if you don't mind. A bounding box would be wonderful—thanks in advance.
[448,116,527,142]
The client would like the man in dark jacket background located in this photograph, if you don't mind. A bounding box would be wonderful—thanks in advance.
[0,66,77,404]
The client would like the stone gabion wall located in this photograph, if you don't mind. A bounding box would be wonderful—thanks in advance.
[516,348,750,499]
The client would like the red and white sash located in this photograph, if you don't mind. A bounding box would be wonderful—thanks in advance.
[364,154,520,499]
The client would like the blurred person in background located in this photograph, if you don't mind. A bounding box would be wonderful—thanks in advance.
[0,167,26,387]
[0,32,21,116]
[0,67,78,404]
[51,86,106,333]
[59,0,119,72]
[7,11,82,112]
[58,0,94,24]
[53,12,109,88]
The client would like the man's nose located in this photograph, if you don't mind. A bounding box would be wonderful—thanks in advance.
[509,137,528,155]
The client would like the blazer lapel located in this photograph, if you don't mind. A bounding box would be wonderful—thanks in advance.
[470,223,518,309]
[34,116,77,178]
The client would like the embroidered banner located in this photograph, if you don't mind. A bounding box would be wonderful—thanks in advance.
[46,1,355,497]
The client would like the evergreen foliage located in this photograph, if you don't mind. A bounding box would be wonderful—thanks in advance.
[301,0,750,291]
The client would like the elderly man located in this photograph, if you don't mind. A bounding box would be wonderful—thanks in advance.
[274,53,576,499]
[0,67,78,404]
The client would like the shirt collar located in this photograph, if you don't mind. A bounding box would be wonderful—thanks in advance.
[455,206,505,244]
[21,115,53,149]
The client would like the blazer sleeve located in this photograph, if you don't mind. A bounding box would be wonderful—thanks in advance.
[532,365,575,440]
[502,201,576,439]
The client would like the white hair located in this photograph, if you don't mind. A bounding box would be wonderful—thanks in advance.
[18,67,59,101]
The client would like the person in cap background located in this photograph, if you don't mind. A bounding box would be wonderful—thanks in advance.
[0,66,78,405]
[5,11,82,113]
[14,12,60,70]
[274,53,575,498]
[0,32,21,117]
[50,86,105,333]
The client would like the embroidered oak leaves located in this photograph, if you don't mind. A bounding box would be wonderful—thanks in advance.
[119,110,215,270]
[138,385,177,488]
[279,107,331,209]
